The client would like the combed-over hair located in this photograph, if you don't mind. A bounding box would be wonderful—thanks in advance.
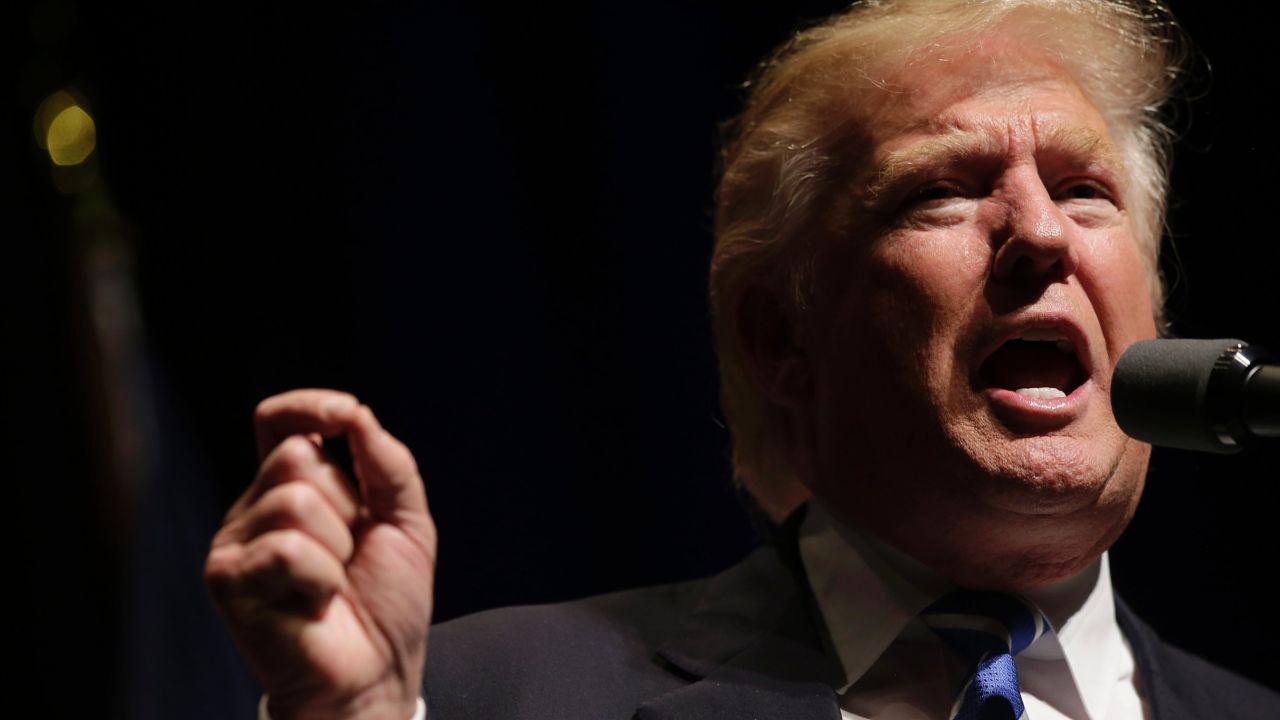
[710,0,1188,519]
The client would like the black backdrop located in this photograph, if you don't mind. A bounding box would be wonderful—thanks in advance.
[10,2,1280,718]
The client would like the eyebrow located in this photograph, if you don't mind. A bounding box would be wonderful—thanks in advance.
[864,125,1127,202]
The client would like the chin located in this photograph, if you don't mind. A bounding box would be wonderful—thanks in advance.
[971,434,1122,514]
[942,397,1135,511]
[939,432,1149,589]
[985,549,1105,591]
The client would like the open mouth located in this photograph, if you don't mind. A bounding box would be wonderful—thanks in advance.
[977,329,1088,399]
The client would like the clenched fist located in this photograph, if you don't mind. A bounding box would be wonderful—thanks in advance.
[205,390,436,720]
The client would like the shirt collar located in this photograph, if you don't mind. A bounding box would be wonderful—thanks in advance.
[798,500,949,692]
[1021,552,1131,720]
[798,500,1128,720]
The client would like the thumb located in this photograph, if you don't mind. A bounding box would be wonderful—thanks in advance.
[347,405,428,520]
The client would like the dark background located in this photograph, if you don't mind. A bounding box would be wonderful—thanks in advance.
[9,2,1278,718]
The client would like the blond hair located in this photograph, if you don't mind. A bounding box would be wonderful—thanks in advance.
[710,0,1188,519]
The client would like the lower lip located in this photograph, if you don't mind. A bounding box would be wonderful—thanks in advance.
[984,379,1093,430]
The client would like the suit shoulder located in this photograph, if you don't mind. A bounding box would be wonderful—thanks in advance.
[1119,599,1280,716]
[430,576,708,659]
[1150,640,1280,716]
[423,578,709,719]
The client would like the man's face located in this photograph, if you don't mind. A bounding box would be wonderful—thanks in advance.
[791,37,1157,589]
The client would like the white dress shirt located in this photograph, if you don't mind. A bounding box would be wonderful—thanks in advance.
[799,501,1148,720]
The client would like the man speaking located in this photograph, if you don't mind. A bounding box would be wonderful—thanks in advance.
[205,1,1280,718]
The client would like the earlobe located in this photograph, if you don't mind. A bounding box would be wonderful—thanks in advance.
[736,284,814,409]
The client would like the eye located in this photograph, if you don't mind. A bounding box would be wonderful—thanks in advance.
[885,180,978,225]
[1057,180,1113,202]
[882,179,978,225]
[911,181,967,203]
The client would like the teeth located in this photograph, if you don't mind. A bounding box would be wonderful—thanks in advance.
[1018,329,1066,342]
[1016,387,1067,399]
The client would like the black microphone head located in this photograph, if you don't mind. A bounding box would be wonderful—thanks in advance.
[1111,338,1246,454]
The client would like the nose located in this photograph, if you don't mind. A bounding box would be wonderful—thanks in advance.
[990,173,1080,286]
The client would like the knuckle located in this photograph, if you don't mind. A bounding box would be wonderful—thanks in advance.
[210,523,238,549]
[318,392,361,423]
[266,529,308,568]
[327,390,359,408]
[203,545,241,589]
[274,435,318,469]
[256,440,311,487]
[353,403,380,432]
[221,497,247,525]
[273,482,321,520]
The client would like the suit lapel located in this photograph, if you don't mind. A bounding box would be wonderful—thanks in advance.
[1115,596,1194,720]
[637,622,842,720]
[634,666,838,720]
[636,508,844,720]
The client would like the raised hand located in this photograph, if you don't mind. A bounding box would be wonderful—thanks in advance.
[205,390,436,720]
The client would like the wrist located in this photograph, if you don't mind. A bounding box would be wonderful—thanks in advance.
[263,688,421,720]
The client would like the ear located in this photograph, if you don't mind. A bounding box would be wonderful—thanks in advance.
[735,284,814,410]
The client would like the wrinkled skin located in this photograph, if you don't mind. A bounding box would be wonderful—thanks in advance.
[205,390,435,720]
[765,38,1157,590]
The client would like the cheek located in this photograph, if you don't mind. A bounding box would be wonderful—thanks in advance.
[1082,233,1157,355]
[806,231,989,402]
[809,232,988,407]
[862,232,990,342]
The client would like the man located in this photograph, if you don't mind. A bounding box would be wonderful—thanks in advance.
[206,1,1280,718]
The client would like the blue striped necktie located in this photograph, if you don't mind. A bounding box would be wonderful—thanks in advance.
[920,590,1051,720]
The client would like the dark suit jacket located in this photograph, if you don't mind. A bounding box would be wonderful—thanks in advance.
[423,518,1280,719]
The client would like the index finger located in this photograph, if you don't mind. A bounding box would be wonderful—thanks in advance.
[254,389,362,460]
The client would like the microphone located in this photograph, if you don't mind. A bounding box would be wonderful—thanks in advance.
[1112,339,1280,453]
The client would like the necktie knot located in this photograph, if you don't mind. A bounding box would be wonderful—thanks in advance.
[919,590,1052,720]
[922,589,1049,658]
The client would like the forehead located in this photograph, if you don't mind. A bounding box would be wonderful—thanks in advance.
[848,36,1124,187]
[876,79,1114,154]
